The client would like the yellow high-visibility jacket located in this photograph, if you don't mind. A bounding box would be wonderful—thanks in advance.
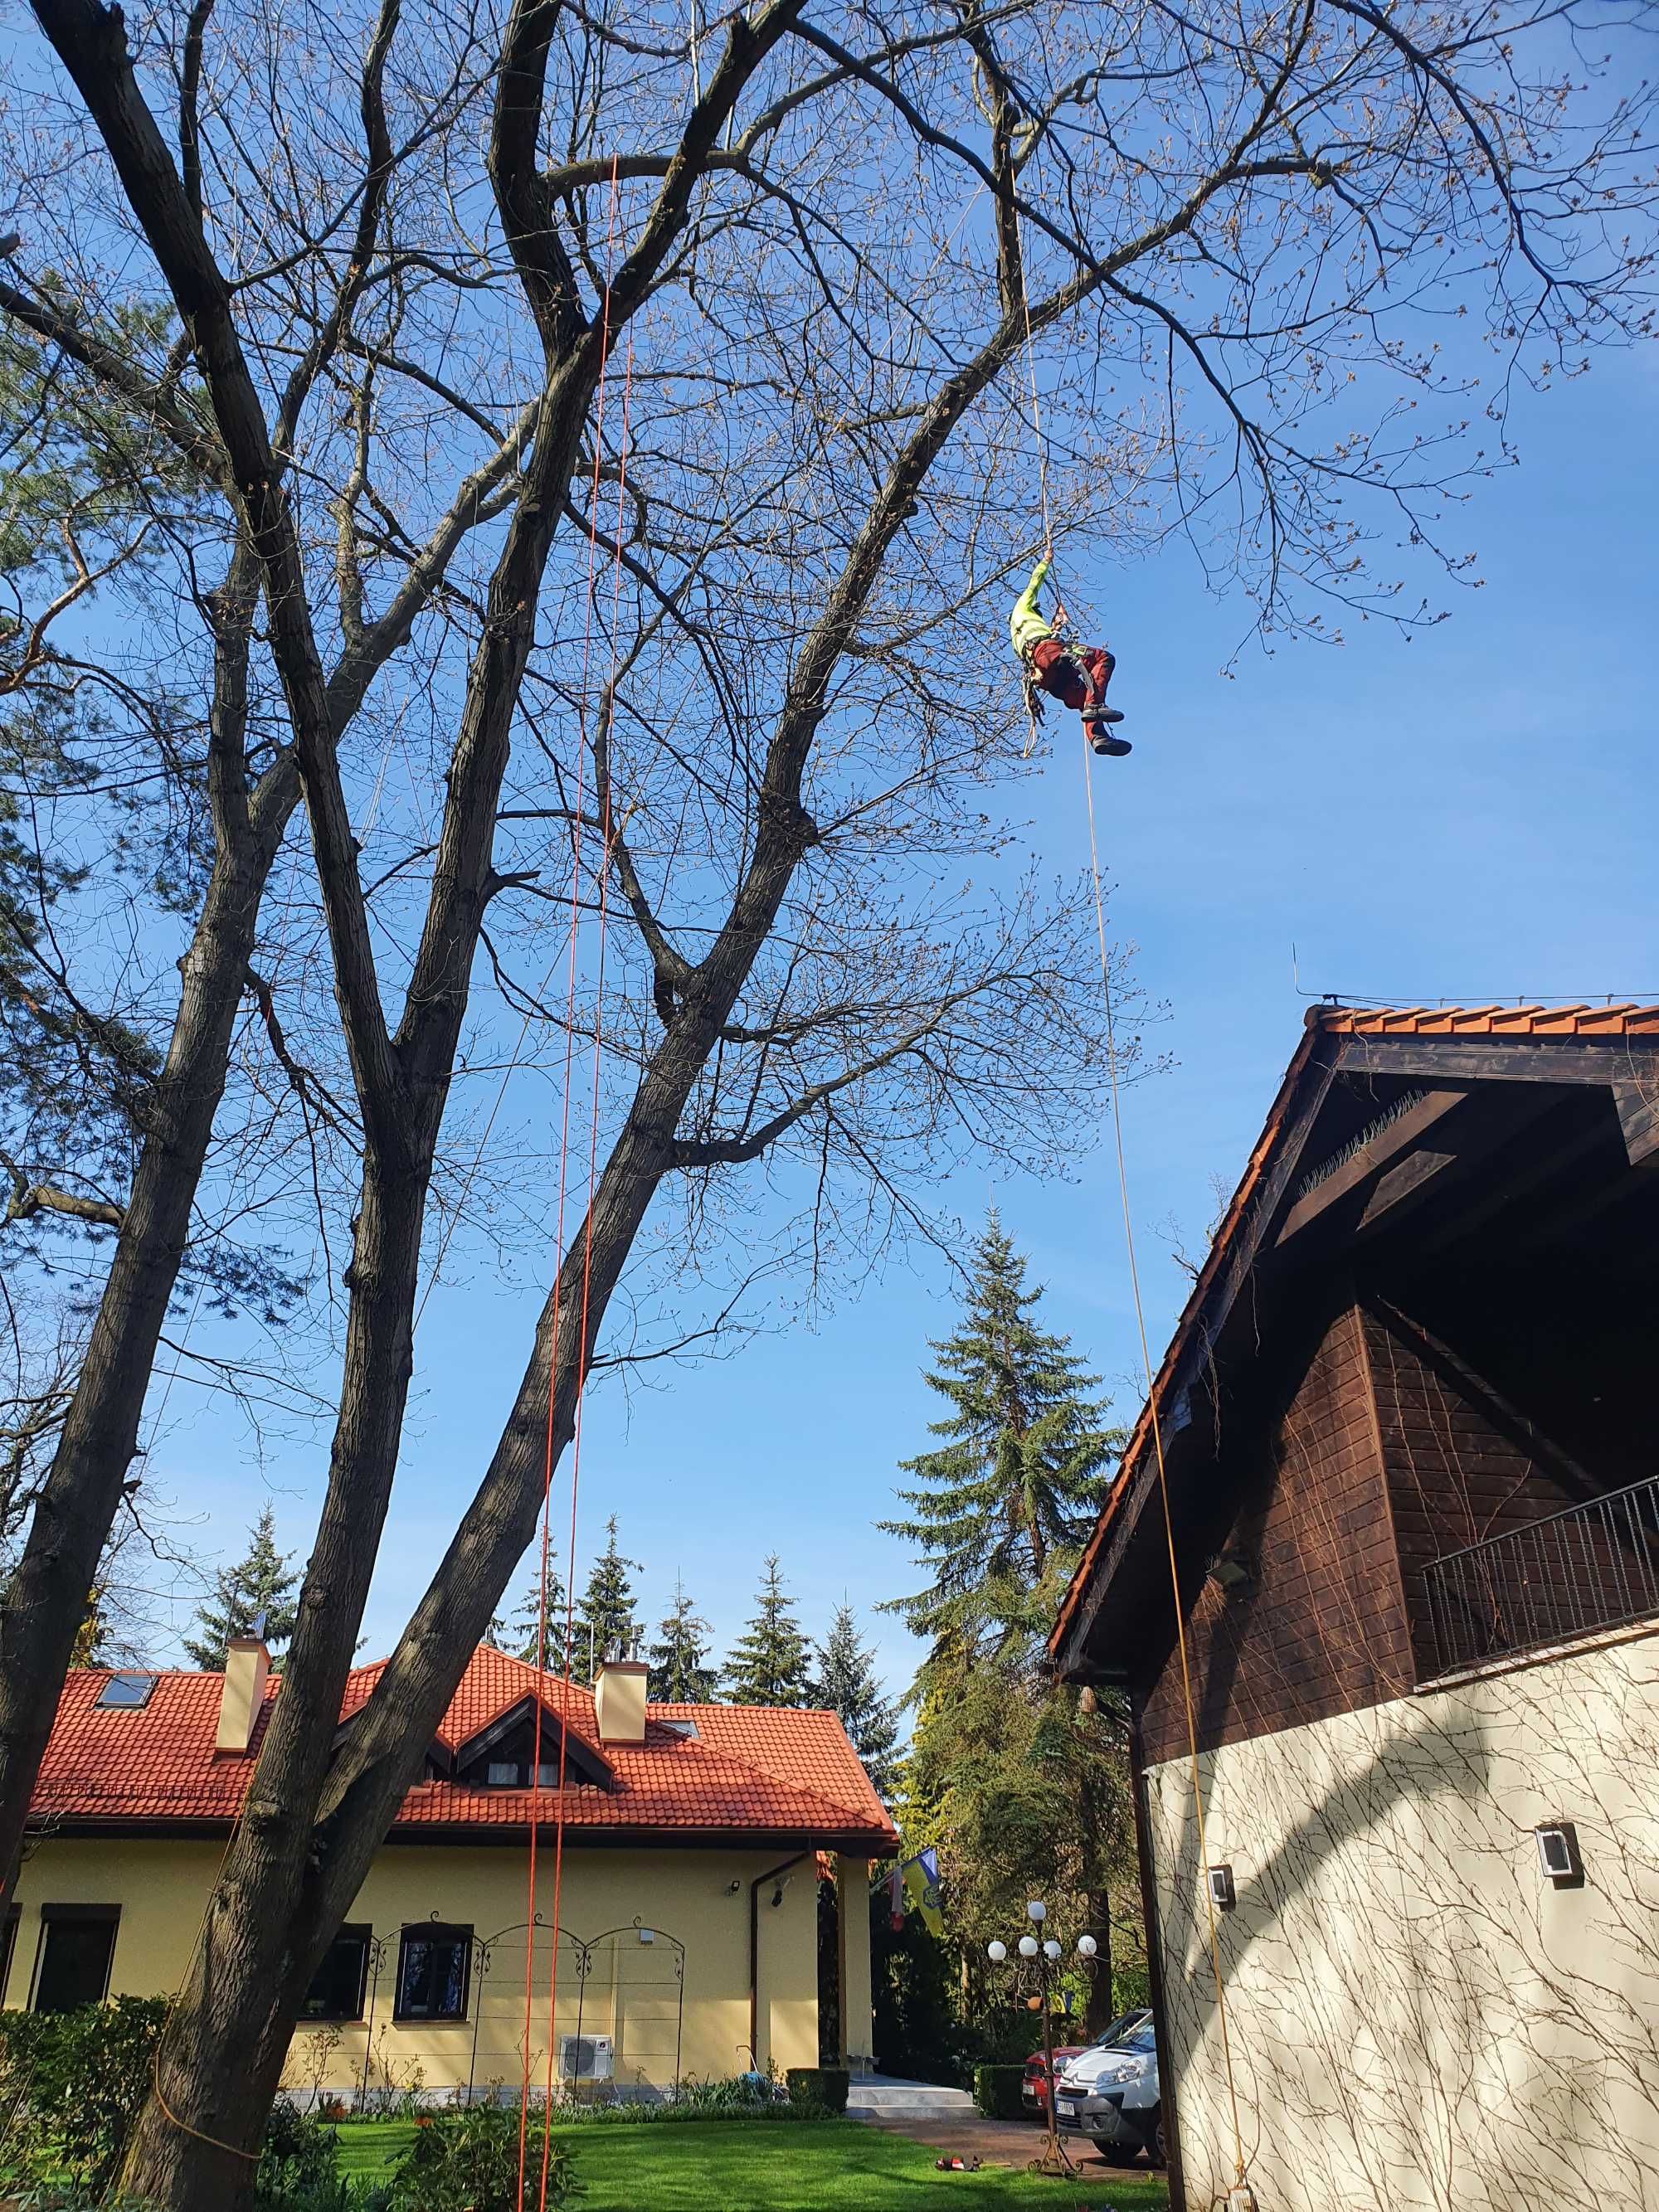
[1010,557,1055,660]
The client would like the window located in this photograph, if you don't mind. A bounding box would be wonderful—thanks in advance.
[32,1906,119,2013]
[659,1719,699,1740]
[484,1757,560,1787]
[486,1761,518,1787]
[393,1924,471,2022]
[95,1672,156,1711]
[1,1906,18,2004]
[300,1924,372,2022]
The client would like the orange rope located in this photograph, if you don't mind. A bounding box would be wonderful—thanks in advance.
[516,152,630,2210]
[1079,750,1248,2190]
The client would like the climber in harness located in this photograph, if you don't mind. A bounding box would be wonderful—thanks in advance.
[1010,554,1130,757]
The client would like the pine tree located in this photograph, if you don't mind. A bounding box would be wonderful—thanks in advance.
[649,1578,717,1704]
[815,1600,900,1797]
[182,1505,299,1668]
[723,1555,815,1707]
[487,1568,570,1670]
[880,1211,1119,1655]
[571,1516,642,1682]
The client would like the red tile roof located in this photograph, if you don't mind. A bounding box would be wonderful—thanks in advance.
[1048,1000,1659,1663]
[1317,1001,1659,1037]
[31,1647,897,1851]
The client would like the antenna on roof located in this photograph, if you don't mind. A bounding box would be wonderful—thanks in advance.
[251,1610,268,1642]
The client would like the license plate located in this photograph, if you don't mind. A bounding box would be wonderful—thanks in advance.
[1056,2100,1078,2117]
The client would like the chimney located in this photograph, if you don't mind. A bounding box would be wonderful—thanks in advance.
[215,1636,270,1753]
[593,1646,648,1745]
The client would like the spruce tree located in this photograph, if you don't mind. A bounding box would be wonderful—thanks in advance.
[815,1601,901,1797]
[183,1505,299,1668]
[723,1555,814,1707]
[488,1568,570,1670]
[880,1211,1118,1654]
[649,1579,717,1704]
[572,1516,642,1681]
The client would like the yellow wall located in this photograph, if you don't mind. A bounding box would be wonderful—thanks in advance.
[1143,1629,1659,2212]
[5,1836,825,2097]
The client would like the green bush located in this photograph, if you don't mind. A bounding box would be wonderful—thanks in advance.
[785,2067,848,2115]
[254,2101,352,2212]
[0,1996,168,2191]
[972,2062,1027,2120]
[379,2103,573,2210]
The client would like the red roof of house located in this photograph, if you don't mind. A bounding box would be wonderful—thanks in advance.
[1048,999,1659,1663]
[31,1646,898,1853]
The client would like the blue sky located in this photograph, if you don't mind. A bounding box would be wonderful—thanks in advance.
[143,342,1657,1702]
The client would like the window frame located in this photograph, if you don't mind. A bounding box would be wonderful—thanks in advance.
[94,1671,158,1710]
[298,1923,374,2024]
[392,1923,473,2025]
[29,1903,120,2013]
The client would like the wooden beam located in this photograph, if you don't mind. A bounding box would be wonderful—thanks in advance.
[1335,1036,1659,1087]
[1356,1147,1456,1231]
[1613,1081,1659,1168]
[1277,1089,1466,1244]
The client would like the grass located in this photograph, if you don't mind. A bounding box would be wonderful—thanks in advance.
[332,2117,1170,2210]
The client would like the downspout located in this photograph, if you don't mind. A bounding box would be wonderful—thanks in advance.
[749,1850,810,2072]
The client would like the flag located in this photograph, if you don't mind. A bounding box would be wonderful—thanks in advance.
[902,1846,944,1937]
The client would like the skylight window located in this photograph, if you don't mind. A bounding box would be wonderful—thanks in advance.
[659,1719,699,1740]
[95,1673,156,1711]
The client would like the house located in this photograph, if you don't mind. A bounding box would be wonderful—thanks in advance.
[2,1641,896,2102]
[1050,1003,1659,2212]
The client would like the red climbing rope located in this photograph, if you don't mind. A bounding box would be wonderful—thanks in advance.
[516,153,634,2210]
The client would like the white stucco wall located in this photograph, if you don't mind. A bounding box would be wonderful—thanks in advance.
[1144,1627,1659,2212]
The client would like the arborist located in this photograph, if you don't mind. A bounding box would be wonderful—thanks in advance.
[1010,554,1129,757]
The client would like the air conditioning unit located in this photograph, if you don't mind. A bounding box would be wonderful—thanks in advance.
[558,2033,614,2083]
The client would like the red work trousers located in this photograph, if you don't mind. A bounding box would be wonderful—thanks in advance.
[1029,637,1114,713]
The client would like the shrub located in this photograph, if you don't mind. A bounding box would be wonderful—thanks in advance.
[379,2103,573,2211]
[0,1997,168,2190]
[254,2101,351,2212]
[972,2063,1027,2121]
[785,2067,848,2115]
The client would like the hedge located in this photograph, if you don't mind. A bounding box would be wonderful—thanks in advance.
[972,2063,1027,2121]
[785,2067,849,2114]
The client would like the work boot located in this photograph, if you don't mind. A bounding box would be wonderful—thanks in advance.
[1087,724,1132,757]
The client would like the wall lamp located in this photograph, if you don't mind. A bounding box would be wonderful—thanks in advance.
[1535,1823,1584,1889]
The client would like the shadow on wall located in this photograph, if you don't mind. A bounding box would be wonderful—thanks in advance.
[1149,1648,1659,2212]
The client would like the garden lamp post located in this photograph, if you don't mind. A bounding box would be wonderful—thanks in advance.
[986,1901,1099,2177]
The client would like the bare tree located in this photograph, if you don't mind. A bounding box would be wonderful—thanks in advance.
[4,0,1654,2199]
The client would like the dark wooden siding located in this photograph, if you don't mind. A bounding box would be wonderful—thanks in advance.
[1139,1303,1413,1767]
[1362,1300,1602,1680]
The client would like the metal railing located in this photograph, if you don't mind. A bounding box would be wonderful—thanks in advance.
[1419,1473,1659,1679]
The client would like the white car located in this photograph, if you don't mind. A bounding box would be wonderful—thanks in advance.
[1053,2013,1165,2167]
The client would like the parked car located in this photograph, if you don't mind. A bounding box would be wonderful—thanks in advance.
[1021,2042,1087,2116]
[1020,2010,1149,2118]
[1053,2013,1165,2166]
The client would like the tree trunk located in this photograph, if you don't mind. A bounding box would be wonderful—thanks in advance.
[118,1112,671,2208]
[0,742,294,1909]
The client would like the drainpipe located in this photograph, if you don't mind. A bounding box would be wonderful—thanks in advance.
[748,1850,810,2073]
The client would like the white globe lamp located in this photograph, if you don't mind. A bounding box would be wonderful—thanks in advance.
[1077,1933,1097,1958]
[1018,1934,1039,1959]
[986,1940,1007,1963]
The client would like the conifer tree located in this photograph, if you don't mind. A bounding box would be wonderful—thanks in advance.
[815,1601,900,1797]
[723,1555,814,1708]
[881,1212,1118,1655]
[649,1579,717,1704]
[488,1568,569,1670]
[182,1505,299,1669]
[572,1516,642,1682]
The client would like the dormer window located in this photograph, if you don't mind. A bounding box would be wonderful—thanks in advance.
[485,1758,560,1787]
[451,1696,612,1792]
[95,1673,157,1711]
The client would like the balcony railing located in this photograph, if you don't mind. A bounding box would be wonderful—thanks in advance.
[1420,1474,1659,1679]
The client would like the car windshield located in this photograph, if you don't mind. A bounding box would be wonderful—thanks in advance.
[1116,2023,1156,2054]
[1090,2012,1151,2051]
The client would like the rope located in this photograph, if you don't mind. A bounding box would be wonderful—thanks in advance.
[517,153,630,2211]
[1079,752,1250,2194]
[1016,209,1051,761]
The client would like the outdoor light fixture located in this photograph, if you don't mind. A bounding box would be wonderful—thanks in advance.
[985,1898,1101,2179]
[1207,1864,1238,1913]
[638,1927,655,1945]
[1535,1823,1584,1888]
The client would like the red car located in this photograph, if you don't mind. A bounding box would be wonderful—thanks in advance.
[1021,2043,1087,2116]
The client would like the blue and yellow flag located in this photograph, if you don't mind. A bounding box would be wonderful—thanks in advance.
[901,1845,944,1937]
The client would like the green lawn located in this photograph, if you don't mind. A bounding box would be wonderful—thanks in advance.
[333,2117,1170,2210]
